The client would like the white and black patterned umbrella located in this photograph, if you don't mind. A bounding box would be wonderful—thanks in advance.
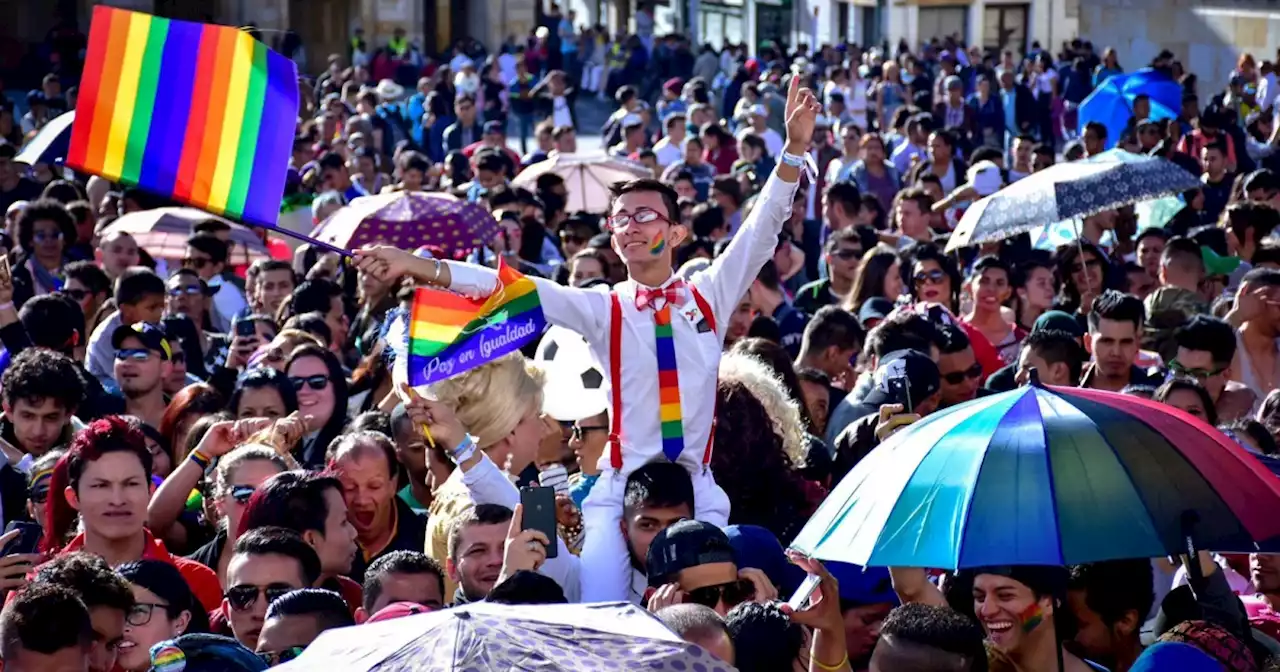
[946,150,1200,252]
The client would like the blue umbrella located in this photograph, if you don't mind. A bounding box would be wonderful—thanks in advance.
[947,150,1199,252]
[1079,69,1181,148]
[16,110,74,167]
[789,382,1280,569]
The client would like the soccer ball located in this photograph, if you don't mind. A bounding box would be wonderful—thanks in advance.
[535,326,608,421]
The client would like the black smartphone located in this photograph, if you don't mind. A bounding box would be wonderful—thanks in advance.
[2,521,41,556]
[887,375,913,414]
[519,486,558,559]
[235,319,257,338]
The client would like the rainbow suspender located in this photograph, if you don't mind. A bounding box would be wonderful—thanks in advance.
[654,303,685,462]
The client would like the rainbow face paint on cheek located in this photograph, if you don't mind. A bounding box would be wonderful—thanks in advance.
[1017,601,1045,634]
[649,232,666,255]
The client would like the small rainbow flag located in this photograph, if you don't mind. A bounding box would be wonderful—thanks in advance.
[407,259,545,386]
[67,7,299,228]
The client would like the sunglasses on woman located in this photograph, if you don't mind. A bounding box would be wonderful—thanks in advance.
[224,583,295,612]
[913,269,947,286]
[289,375,329,391]
[686,579,754,610]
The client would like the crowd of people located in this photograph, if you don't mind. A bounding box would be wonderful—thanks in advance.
[5,9,1280,672]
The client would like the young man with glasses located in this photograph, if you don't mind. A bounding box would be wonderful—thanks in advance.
[62,260,110,331]
[1172,315,1256,422]
[184,233,246,333]
[643,519,776,617]
[356,76,820,603]
[222,526,321,651]
[795,227,870,315]
[111,322,173,430]
[935,323,982,408]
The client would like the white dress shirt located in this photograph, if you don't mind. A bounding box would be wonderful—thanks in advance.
[444,174,798,475]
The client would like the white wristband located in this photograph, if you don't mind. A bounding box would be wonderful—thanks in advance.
[450,433,479,464]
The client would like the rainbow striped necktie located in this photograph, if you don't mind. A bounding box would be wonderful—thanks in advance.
[636,282,688,462]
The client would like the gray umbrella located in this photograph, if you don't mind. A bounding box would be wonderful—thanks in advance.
[947,149,1200,252]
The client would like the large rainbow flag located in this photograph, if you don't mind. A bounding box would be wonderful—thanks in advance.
[407,260,546,387]
[67,7,299,228]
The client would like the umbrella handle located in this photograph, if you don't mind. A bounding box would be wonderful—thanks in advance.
[1181,510,1206,589]
[251,225,353,257]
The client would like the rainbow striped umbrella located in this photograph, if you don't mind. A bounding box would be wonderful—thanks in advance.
[791,382,1280,569]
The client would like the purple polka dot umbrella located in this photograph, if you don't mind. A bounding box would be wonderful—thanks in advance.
[309,191,500,255]
[274,601,739,671]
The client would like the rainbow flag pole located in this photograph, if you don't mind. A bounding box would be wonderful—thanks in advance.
[407,259,546,387]
[67,7,336,250]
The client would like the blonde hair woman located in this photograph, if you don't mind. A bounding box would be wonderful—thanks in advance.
[420,353,558,598]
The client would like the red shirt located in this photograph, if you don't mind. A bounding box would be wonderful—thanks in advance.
[55,531,223,613]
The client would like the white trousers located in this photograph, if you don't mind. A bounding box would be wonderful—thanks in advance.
[578,465,730,603]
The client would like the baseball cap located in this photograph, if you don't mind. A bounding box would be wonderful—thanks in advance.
[750,104,768,117]
[965,160,1003,197]
[111,322,172,360]
[646,520,735,588]
[366,601,434,623]
[664,77,684,93]
[725,525,804,597]
[482,120,504,136]
[621,113,644,129]
[861,349,941,410]
[1032,310,1085,338]
[858,297,895,328]
[825,561,899,607]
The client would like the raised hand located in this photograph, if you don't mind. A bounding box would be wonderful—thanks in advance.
[784,73,822,154]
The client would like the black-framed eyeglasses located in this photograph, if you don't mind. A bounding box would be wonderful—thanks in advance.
[61,288,90,301]
[230,485,256,504]
[1169,360,1227,380]
[941,362,984,385]
[289,374,329,391]
[571,425,609,441]
[182,257,211,269]
[127,602,173,626]
[686,579,754,609]
[224,584,295,612]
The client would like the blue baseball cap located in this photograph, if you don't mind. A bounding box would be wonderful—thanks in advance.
[826,561,899,607]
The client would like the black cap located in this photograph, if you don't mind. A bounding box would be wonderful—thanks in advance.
[858,297,895,328]
[861,349,941,409]
[646,520,735,588]
[482,120,505,136]
[111,322,172,360]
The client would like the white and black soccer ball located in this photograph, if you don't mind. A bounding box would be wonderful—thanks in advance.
[535,326,608,422]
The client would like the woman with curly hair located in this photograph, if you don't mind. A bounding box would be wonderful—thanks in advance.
[711,351,819,545]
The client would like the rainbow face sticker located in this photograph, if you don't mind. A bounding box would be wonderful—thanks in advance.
[649,232,667,255]
[1017,601,1045,634]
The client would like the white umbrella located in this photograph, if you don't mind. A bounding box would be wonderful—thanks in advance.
[276,601,736,671]
[512,152,650,213]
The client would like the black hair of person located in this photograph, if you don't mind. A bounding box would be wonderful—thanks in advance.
[901,242,962,312]
[32,551,134,612]
[608,178,681,225]
[1153,377,1219,426]
[63,260,110,295]
[286,278,343,320]
[623,461,695,517]
[263,588,354,629]
[725,602,805,672]
[1052,240,1109,312]
[361,551,446,612]
[1174,315,1237,367]
[0,583,94,660]
[935,322,971,356]
[1221,418,1280,455]
[232,526,322,586]
[1087,290,1145,333]
[186,233,229,266]
[317,151,346,172]
[446,503,514,563]
[971,255,1012,280]
[800,305,865,355]
[114,266,167,305]
[1161,236,1205,273]
[238,471,344,541]
[1067,559,1155,628]
[1023,329,1086,384]
[487,570,569,605]
[865,312,939,359]
[14,199,76,252]
[348,410,392,437]
[117,559,211,634]
[1243,266,1280,288]
[878,602,989,672]
[825,181,862,213]
[17,294,83,355]
[690,203,726,239]
[1,348,86,411]
[285,311,333,345]
[229,367,299,419]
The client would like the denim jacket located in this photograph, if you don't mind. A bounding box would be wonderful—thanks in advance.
[847,159,901,193]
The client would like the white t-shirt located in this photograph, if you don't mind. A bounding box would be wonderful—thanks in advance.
[736,126,784,158]
[552,96,573,128]
[653,137,683,167]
